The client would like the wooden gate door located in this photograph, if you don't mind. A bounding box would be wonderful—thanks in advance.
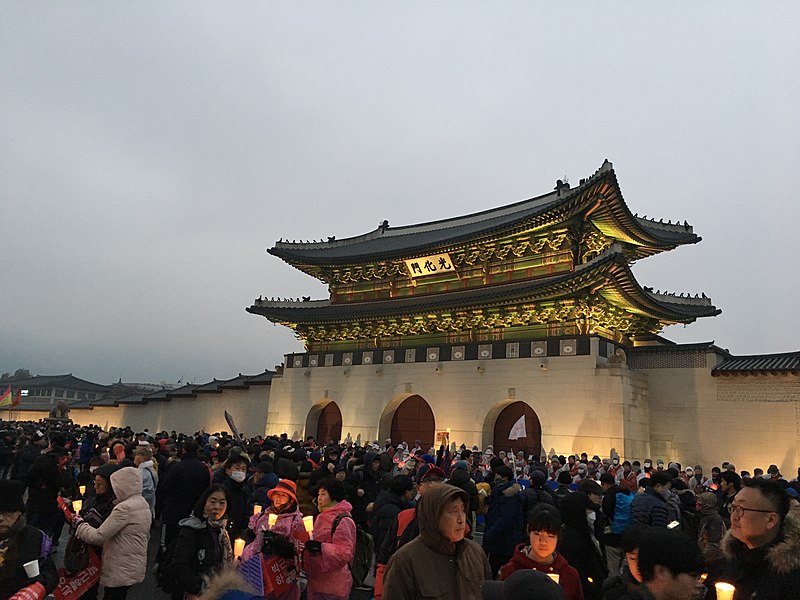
[391,395,434,449]
[317,402,342,445]
[493,401,542,457]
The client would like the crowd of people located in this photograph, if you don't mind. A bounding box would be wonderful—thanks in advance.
[0,418,799,600]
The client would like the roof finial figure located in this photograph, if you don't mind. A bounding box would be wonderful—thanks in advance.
[380,220,389,232]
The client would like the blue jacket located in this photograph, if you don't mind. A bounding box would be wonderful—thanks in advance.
[483,481,525,555]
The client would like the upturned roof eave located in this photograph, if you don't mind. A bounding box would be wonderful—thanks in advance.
[267,162,699,270]
[248,249,718,326]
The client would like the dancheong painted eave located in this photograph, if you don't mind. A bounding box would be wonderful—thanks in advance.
[247,247,720,326]
[267,160,701,274]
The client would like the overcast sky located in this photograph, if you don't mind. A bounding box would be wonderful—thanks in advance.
[2,2,798,385]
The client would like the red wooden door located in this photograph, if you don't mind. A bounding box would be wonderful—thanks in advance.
[391,395,435,449]
[317,402,342,445]
[493,401,542,457]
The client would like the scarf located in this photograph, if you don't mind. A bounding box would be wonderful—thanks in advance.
[207,518,233,566]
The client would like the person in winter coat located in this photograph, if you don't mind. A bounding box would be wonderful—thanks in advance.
[133,446,158,519]
[557,492,606,600]
[383,483,491,600]
[219,455,252,538]
[696,491,725,569]
[499,503,584,600]
[629,473,670,529]
[159,440,213,548]
[25,441,73,543]
[11,435,42,482]
[74,466,152,599]
[483,464,525,578]
[242,479,305,600]
[719,478,800,599]
[370,474,414,555]
[600,525,644,600]
[169,484,234,599]
[0,480,59,600]
[304,477,357,600]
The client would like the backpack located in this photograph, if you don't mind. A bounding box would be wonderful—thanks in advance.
[612,491,634,535]
[331,513,374,588]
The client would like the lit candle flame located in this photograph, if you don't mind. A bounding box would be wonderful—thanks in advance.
[268,513,278,527]
[714,582,735,600]
[253,504,262,516]
[303,515,314,539]
[233,538,245,559]
[72,499,82,513]
[78,485,86,496]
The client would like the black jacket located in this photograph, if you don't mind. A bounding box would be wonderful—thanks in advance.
[370,489,408,556]
[0,520,59,598]
[25,451,70,513]
[158,453,212,525]
[558,492,607,600]
[170,515,229,595]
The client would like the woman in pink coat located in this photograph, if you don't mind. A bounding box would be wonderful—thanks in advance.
[242,479,306,600]
[304,477,356,600]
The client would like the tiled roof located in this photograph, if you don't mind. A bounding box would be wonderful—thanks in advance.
[7,374,111,393]
[245,371,275,385]
[712,351,800,375]
[269,161,699,266]
[167,384,199,398]
[219,375,254,389]
[249,246,720,324]
[194,380,223,394]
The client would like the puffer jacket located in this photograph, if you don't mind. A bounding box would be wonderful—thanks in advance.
[75,466,152,588]
[630,487,668,528]
[370,489,409,555]
[383,483,491,600]
[499,543,584,600]
[305,499,357,599]
[719,510,800,599]
[483,481,525,556]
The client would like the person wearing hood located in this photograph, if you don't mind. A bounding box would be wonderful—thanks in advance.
[169,484,234,599]
[69,463,123,600]
[718,477,800,599]
[133,446,158,519]
[25,437,73,543]
[695,491,724,574]
[304,477,356,600]
[0,479,59,600]
[557,492,607,600]
[73,466,152,599]
[383,482,491,600]
[483,464,525,578]
[499,503,583,600]
[449,461,480,537]
[242,479,305,600]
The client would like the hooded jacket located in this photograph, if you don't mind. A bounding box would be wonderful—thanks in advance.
[383,483,491,600]
[370,488,409,555]
[75,466,152,588]
[483,480,525,556]
[720,510,800,599]
[499,543,584,600]
[557,492,606,600]
[305,498,356,598]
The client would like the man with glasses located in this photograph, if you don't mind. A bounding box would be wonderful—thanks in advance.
[720,478,800,598]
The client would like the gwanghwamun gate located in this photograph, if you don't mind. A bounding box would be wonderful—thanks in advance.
[10,161,799,473]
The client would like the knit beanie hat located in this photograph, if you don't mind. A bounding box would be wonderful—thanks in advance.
[0,480,26,513]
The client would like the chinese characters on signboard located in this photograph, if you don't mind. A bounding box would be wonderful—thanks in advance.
[404,253,455,278]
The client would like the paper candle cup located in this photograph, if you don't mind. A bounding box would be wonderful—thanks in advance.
[268,513,278,527]
[23,560,40,578]
[253,504,262,516]
[547,574,560,584]
[233,538,245,559]
[78,485,86,496]
[72,499,83,512]
[715,582,735,600]
[303,515,314,539]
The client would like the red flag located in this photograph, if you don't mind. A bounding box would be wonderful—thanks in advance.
[0,385,11,407]
[12,389,21,407]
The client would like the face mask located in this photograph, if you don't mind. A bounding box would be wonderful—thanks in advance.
[612,459,619,466]
[644,462,652,468]
[578,469,587,476]
[230,471,246,483]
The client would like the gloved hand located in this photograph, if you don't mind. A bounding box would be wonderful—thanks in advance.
[304,540,322,555]
[262,530,296,560]
[9,581,46,600]
[57,496,74,521]
[71,514,84,528]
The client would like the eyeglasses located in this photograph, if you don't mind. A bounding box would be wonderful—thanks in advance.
[730,504,775,518]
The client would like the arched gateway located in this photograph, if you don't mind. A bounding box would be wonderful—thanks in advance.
[493,401,542,457]
[390,395,434,449]
[316,401,342,445]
